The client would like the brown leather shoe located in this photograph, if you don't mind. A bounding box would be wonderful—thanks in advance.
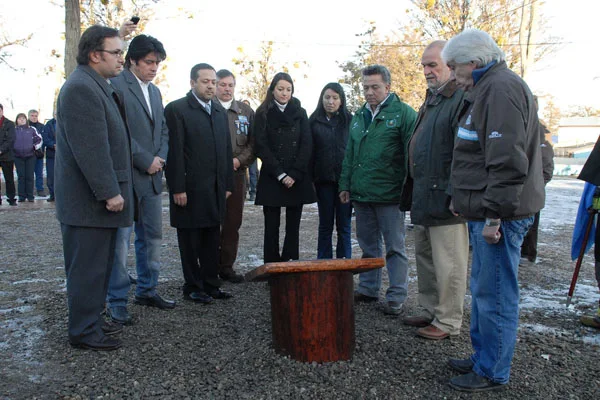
[403,315,433,327]
[416,324,450,340]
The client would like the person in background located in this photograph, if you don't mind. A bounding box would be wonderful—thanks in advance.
[0,104,17,206]
[241,99,259,203]
[13,113,42,202]
[28,109,45,197]
[520,120,554,266]
[339,65,417,316]
[254,72,316,263]
[42,112,57,202]
[310,82,352,259]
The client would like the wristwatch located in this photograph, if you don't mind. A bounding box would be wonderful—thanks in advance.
[485,218,501,227]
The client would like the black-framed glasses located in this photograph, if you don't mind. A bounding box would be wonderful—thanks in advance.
[96,49,124,57]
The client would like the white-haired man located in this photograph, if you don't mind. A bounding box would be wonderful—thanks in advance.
[442,29,544,392]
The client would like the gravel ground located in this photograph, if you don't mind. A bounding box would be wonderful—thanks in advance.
[1,176,599,399]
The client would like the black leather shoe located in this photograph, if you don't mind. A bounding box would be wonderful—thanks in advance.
[128,274,137,285]
[101,320,123,336]
[134,294,176,309]
[47,196,55,202]
[448,358,474,374]
[449,372,506,392]
[184,291,214,304]
[8,200,17,206]
[354,291,378,303]
[207,288,233,299]
[219,271,245,283]
[106,306,133,325]
[70,336,122,351]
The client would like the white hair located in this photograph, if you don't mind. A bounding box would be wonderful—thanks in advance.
[442,29,505,67]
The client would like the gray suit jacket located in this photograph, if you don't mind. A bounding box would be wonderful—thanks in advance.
[54,65,134,228]
[111,69,168,197]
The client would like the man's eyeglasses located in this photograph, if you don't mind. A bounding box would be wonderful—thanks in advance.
[96,49,124,57]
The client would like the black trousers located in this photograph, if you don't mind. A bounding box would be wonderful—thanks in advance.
[61,224,117,343]
[521,211,540,261]
[0,160,16,201]
[263,205,303,263]
[177,226,221,294]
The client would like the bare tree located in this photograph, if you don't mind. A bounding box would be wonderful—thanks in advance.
[64,0,81,78]
[232,41,308,107]
[0,17,33,71]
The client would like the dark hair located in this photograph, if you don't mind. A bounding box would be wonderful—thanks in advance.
[125,35,166,68]
[76,25,120,65]
[190,63,215,81]
[0,104,3,110]
[216,69,235,82]
[362,64,391,84]
[15,113,28,126]
[257,72,294,112]
[309,82,350,126]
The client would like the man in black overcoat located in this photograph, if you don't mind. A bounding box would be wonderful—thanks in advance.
[55,25,134,350]
[164,63,234,303]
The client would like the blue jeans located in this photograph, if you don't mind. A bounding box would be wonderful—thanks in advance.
[468,217,534,384]
[107,192,163,306]
[34,157,44,192]
[315,183,352,259]
[248,160,258,196]
[354,202,408,303]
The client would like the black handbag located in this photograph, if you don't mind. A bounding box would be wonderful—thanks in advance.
[34,148,44,159]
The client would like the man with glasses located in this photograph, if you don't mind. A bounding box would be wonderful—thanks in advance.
[55,25,133,351]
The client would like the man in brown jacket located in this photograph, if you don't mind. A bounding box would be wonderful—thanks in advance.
[442,29,544,392]
[215,69,255,282]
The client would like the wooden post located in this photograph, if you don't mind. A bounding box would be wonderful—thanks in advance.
[270,270,355,362]
[246,258,385,363]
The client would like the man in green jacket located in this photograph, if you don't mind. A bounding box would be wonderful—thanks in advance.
[339,64,417,315]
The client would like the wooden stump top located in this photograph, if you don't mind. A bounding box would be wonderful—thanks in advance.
[245,258,385,282]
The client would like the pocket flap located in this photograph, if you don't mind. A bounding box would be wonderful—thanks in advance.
[114,169,129,182]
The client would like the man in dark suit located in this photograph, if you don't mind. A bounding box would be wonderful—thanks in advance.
[165,63,234,303]
[106,35,174,325]
[55,25,134,350]
[0,104,17,206]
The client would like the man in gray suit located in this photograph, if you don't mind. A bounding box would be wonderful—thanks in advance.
[55,25,134,350]
[106,35,174,325]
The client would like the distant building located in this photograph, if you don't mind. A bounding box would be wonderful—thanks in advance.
[547,117,600,175]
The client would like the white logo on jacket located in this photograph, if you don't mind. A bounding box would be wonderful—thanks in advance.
[488,131,502,139]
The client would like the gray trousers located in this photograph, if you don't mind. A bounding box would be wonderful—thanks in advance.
[354,202,409,304]
[61,224,117,343]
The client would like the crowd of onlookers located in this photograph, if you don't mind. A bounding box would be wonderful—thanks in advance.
[0,107,56,204]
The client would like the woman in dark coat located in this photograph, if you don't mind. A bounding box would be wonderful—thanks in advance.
[309,82,352,259]
[254,72,316,262]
